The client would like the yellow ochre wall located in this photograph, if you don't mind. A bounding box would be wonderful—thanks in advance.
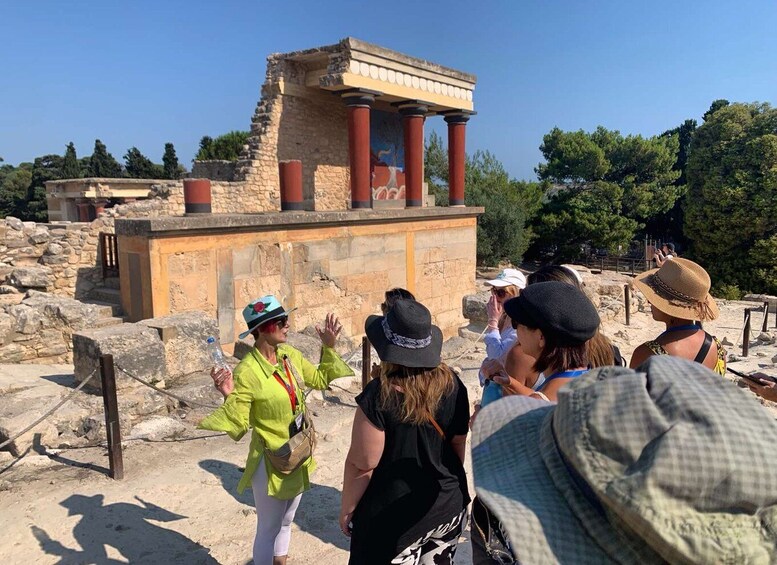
[118,216,477,349]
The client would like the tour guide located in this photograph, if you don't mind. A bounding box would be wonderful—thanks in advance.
[199,295,354,565]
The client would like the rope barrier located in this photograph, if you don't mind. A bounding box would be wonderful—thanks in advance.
[113,364,222,410]
[0,369,98,451]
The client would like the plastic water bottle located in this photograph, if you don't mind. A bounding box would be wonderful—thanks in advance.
[481,379,503,407]
[206,336,231,373]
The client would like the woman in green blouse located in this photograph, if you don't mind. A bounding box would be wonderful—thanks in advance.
[199,295,353,565]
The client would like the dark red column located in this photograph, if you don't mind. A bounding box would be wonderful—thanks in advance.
[444,113,471,207]
[279,160,304,211]
[76,200,92,222]
[183,178,212,214]
[399,104,427,207]
[342,92,376,209]
[93,199,109,216]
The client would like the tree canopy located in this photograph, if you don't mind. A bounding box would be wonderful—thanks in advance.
[684,102,777,295]
[528,126,680,259]
[62,142,81,179]
[87,139,123,177]
[195,131,250,161]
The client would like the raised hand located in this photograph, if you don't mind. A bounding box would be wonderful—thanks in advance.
[316,313,343,348]
[486,295,502,329]
[210,367,234,398]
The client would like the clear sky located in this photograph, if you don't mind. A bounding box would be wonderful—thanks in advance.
[2,0,776,180]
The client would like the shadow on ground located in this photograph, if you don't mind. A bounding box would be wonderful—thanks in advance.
[31,494,217,564]
[199,458,350,551]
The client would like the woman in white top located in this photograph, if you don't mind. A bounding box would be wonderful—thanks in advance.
[482,268,526,366]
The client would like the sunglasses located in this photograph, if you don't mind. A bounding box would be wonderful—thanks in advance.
[491,288,508,298]
[261,316,289,331]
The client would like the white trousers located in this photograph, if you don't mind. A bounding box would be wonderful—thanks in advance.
[251,458,302,564]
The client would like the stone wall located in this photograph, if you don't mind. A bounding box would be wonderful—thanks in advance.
[190,160,237,182]
[115,210,480,347]
[0,183,181,301]
[233,56,351,212]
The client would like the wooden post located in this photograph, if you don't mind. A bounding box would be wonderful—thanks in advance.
[743,309,751,357]
[361,337,370,390]
[624,284,631,326]
[100,354,124,479]
[615,257,620,273]
[763,301,770,332]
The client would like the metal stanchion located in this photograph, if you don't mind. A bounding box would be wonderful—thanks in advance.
[624,284,631,326]
[763,301,770,333]
[361,337,371,390]
[743,309,751,358]
[100,354,124,480]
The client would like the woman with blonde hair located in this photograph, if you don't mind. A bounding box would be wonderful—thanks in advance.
[629,258,726,374]
[340,299,470,564]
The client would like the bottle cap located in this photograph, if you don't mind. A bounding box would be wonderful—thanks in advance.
[206,336,216,344]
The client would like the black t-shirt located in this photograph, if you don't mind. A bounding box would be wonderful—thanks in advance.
[349,372,470,564]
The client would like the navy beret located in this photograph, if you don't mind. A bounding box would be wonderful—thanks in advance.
[504,281,600,345]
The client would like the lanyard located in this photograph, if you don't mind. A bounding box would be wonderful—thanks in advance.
[273,357,299,412]
[660,324,700,337]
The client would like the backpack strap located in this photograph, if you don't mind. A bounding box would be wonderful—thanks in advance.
[694,332,714,363]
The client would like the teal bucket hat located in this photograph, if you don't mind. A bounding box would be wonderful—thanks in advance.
[472,356,777,564]
[238,295,296,340]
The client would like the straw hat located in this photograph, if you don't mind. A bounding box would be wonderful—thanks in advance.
[632,258,718,321]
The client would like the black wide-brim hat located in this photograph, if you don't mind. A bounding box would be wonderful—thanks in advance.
[365,299,443,369]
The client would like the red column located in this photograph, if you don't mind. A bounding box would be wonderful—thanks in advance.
[93,199,109,216]
[445,113,471,207]
[399,104,427,207]
[183,178,212,214]
[279,160,304,211]
[342,92,376,209]
[76,200,92,222]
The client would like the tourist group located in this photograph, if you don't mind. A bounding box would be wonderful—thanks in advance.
[199,254,777,564]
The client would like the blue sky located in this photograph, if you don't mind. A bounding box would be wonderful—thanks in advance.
[2,0,776,180]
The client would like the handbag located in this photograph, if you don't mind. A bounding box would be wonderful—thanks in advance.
[263,356,317,475]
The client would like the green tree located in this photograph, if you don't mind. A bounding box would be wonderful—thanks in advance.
[62,142,81,179]
[87,139,123,177]
[684,102,777,294]
[703,99,730,122]
[424,133,543,265]
[194,131,249,161]
[162,142,181,179]
[530,126,680,259]
[645,119,698,243]
[27,155,64,222]
[0,167,32,218]
[123,147,157,178]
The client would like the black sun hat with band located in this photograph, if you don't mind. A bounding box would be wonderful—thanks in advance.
[365,299,443,369]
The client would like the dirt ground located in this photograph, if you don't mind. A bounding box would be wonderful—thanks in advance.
[2,292,776,565]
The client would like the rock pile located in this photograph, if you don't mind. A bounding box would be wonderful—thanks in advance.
[0,291,120,364]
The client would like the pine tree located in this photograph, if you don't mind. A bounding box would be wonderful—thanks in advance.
[124,147,157,179]
[87,139,123,177]
[162,142,180,179]
[62,142,81,178]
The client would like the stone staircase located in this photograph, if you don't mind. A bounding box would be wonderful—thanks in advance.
[83,280,124,328]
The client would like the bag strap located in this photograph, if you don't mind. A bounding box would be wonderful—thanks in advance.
[694,332,714,363]
[429,417,445,439]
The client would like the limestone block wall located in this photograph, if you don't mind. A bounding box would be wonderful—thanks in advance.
[0,183,181,300]
[116,213,479,348]
[234,57,351,212]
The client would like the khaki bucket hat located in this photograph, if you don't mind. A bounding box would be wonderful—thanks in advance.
[472,356,777,564]
[632,257,719,321]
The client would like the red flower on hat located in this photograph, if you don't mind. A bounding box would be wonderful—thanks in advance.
[253,302,266,313]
